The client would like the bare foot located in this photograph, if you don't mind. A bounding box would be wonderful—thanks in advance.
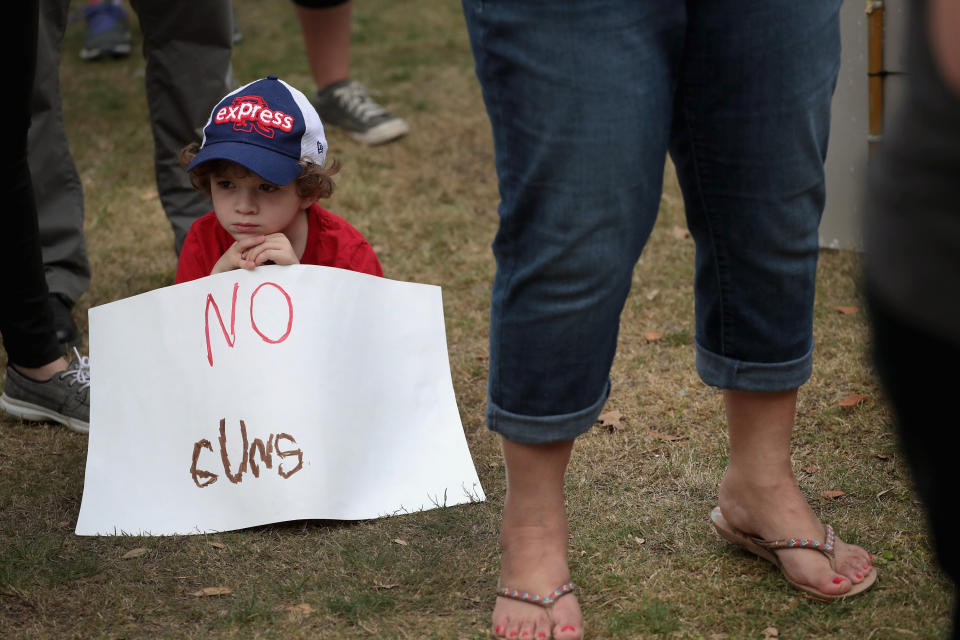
[494,522,582,640]
[718,469,875,597]
[494,439,583,639]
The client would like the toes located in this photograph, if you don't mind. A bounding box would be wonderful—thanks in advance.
[553,622,582,640]
[837,557,874,584]
[778,548,854,597]
[827,573,854,594]
[494,599,552,640]
[516,620,537,639]
[833,541,875,584]
[533,618,553,639]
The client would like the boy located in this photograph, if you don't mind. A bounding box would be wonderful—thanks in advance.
[175,75,382,283]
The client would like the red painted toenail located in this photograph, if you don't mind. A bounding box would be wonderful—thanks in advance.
[538,635,547,639]
[496,627,502,633]
[510,633,517,638]
[561,626,577,632]
[833,576,846,584]
[856,573,863,579]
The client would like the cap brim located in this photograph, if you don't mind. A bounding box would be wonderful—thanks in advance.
[185,141,303,186]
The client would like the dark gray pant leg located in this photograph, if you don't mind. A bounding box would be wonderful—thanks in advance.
[129,0,234,254]
[29,0,91,305]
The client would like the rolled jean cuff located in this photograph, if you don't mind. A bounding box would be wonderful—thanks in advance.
[695,339,813,392]
[486,379,611,445]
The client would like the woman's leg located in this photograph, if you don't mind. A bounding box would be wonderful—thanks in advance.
[719,390,873,596]
[461,1,684,636]
[670,0,872,596]
[496,438,580,639]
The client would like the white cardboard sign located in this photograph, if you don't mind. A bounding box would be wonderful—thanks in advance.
[75,265,485,536]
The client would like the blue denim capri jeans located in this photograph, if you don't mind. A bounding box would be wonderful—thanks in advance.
[462,0,842,445]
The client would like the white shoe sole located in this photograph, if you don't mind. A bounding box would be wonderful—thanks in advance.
[0,393,89,434]
[349,118,410,146]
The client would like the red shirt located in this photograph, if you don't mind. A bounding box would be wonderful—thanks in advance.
[176,203,383,283]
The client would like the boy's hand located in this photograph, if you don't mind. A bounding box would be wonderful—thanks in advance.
[242,233,300,267]
[210,235,266,275]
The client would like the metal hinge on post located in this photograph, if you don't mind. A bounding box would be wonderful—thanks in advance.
[866,0,885,155]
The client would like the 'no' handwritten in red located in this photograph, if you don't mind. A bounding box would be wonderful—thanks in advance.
[204,282,294,366]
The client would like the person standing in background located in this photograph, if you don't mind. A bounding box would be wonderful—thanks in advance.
[866,0,960,637]
[293,0,409,146]
[2,0,90,435]
[29,0,234,346]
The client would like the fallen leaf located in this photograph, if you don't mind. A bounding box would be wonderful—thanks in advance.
[876,488,894,499]
[645,289,660,301]
[598,410,625,430]
[875,453,890,460]
[820,490,846,499]
[797,449,812,458]
[632,536,646,545]
[644,331,663,342]
[801,464,820,475]
[191,586,232,597]
[763,627,779,639]
[393,538,408,546]
[121,548,149,559]
[207,542,225,550]
[648,429,686,442]
[834,305,858,315]
[838,394,869,408]
[373,582,400,590]
[283,603,314,615]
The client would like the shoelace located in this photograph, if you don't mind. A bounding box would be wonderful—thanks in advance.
[332,81,389,120]
[61,347,91,391]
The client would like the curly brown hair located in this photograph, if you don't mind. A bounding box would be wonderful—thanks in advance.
[178,142,340,199]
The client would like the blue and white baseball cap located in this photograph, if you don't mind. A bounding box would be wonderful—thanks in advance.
[186,75,327,186]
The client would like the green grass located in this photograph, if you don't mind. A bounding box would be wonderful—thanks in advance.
[0,0,954,638]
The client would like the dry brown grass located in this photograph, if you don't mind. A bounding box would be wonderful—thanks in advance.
[0,1,953,638]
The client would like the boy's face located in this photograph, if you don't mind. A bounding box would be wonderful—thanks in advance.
[210,166,314,240]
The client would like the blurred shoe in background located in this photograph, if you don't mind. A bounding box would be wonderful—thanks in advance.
[313,79,409,146]
[80,0,131,61]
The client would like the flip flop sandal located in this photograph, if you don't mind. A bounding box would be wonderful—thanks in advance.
[496,582,575,607]
[710,507,877,601]
[495,583,579,637]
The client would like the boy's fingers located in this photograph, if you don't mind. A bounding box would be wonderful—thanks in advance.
[234,235,267,251]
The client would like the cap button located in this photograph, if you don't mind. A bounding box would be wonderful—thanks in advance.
[267,75,278,80]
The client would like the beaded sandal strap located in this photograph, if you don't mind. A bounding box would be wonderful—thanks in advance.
[755,524,836,554]
[496,583,575,607]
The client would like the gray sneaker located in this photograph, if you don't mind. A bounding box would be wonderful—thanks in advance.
[0,352,90,434]
[313,79,409,146]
